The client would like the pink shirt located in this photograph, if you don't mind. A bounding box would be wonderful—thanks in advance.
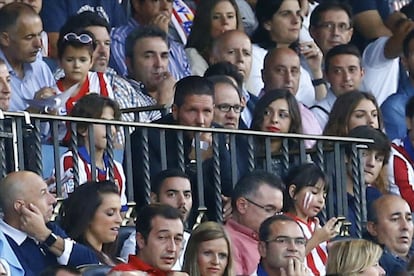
[299,103,322,149]
[225,218,260,275]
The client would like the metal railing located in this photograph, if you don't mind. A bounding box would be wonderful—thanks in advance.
[0,110,372,237]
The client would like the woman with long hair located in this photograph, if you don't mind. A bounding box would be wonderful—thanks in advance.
[183,221,235,276]
[185,0,243,75]
[60,180,122,266]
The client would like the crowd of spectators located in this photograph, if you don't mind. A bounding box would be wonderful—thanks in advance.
[1,0,414,275]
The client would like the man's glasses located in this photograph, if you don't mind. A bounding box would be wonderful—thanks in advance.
[316,22,351,33]
[215,104,244,113]
[266,236,307,246]
[63,33,93,44]
[245,197,281,214]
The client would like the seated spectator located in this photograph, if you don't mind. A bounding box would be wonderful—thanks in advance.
[40,0,127,59]
[56,30,114,118]
[208,75,243,129]
[249,0,325,105]
[58,94,127,211]
[261,47,322,148]
[209,30,258,127]
[185,0,243,76]
[0,171,99,275]
[366,194,413,275]
[283,163,339,275]
[326,239,385,275]
[110,0,190,80]
[110,204,188,276]
[0,3,56,112]
[124,26,175,109]
[55,11,147,125]
[345,126,391,237]
[224,170,284,275]
[309,1,354,56]
[60,180,122,266]
[382,29,414,140]
[311,44,364,129]
[120,169,193,270]
[388,95,414,207]
[252,214,310,276]
[205,60,255,129]
[250,90,302,175]
[323,90,383,137]
[39,264,81,276]
[127,76,235,211]
[183,221,234,276]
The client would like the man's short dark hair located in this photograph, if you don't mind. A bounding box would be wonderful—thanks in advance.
[207,75,243,100]
[204,62,244,93]
[136,203,183,242]
[125,25,168,60]
[259,214,302,242]
[324,44,362,72]
[231,170,285,209]
[151,168,191,196]
[58,11,111,38]
[173,76,214,108]
[309,1,353,28]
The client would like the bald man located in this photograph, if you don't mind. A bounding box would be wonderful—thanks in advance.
[0,171,98,275]
[210,30,258,129]
[367,194,413,275]
[261,47,322,148]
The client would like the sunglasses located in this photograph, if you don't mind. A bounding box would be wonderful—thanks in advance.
[63,33,93,44]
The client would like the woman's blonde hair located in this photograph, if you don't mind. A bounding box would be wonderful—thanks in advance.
[326,239,383,275]
[183,221,235,276]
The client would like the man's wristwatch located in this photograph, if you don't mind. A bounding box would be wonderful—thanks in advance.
[311,78,327,87]
[43,232,57,247]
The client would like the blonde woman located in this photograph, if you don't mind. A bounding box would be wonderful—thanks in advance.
[183,222,235,276]
[326,239,385,276]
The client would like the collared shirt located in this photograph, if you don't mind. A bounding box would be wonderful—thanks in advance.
[0,228,24,276]
[241,87,253,128]
[310,89,336,130]
[380,246,409,275]
[0,50,56,111]
[111,255,168,276]
[127,78,162,122]
[298,103,322,149]
[110,18,191,79]
[225,218,260,275]
[0,219,74,275]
